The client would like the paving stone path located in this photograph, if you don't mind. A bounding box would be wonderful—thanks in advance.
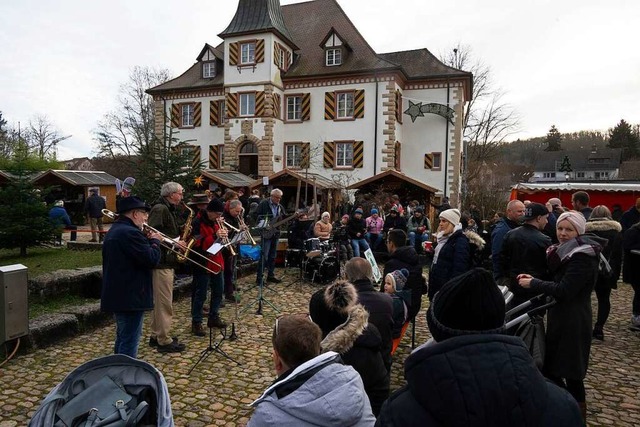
[1,269,639,426]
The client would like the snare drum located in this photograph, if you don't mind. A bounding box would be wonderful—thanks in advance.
[305,255,340,284]
[304,238,322,258]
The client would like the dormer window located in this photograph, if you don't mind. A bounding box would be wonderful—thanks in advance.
[240,42,256,64]
[202,61,216,78]
[326,48,342,66]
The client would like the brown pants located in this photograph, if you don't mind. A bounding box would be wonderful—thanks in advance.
[88,217,104,241]
[150,268,175,346]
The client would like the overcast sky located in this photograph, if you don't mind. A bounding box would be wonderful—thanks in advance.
[1,0,638,160]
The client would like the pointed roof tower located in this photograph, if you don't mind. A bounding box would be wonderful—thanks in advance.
[219,0,297,49]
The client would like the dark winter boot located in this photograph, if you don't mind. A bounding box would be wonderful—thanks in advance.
[592,325,604,341]
[191,322,206,337]
[207,316,227,329]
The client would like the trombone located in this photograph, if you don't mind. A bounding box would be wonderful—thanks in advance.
[102,209,221,273]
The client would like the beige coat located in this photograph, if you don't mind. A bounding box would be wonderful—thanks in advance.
[314,220,333,239]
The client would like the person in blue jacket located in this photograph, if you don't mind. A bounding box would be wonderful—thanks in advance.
[48,200,77,243]
[101,196,162,358]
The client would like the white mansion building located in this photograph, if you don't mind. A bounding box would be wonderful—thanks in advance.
[148,0,472,204]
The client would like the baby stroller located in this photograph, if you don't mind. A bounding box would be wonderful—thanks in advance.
[29,354,173,427]
[504,293,557,370]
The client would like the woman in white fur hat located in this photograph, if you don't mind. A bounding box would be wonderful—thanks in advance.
[428,208,471,300]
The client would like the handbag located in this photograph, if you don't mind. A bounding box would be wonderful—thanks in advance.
[54,376,148,427]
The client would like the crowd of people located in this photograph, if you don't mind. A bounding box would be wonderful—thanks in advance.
[97,182,640,425]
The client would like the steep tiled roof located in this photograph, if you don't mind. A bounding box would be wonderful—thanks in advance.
[148,0,472,94]
[281,0,396,77]
[378,48,471,79]
[534,148,623,171]
[148,59,224,94]
[219,0,296,48]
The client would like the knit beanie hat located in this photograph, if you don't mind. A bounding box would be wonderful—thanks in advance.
[387,268,409,291]
[206,198,225,213]
[427,267,506,342]
[557,211,586,235]
[371,208,379,214]
[309,281,358,337]
[439,208,461,226]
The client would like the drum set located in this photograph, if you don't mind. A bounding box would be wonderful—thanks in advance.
[285,237,340,284]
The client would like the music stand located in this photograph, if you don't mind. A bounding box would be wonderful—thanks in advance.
[188,325,242,375]
[241,215,280,315]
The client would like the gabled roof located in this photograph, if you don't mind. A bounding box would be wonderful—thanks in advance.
[31,170,118,187]
[200,169,255,188]
[378,48,471,80]
[148,59,224,94]
[219,0,297,49]
[534,148,622,171]
[347,169,439,193]
[249,168,339,190]
[197,43,223,62]
[281,0,396,77]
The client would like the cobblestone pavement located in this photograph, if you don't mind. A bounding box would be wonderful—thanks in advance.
[1,269,639,426]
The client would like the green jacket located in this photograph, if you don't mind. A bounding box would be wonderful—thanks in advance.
[148,197,182,268]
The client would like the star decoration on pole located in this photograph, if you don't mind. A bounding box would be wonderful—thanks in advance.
[404,100,425,123]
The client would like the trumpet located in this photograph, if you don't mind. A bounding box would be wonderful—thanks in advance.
[238,208,256,246]
[102,209,221,273]
[216,217,236,256]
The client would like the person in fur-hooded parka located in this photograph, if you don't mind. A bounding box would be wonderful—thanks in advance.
[309,281,390,416]
[585,206,623,340]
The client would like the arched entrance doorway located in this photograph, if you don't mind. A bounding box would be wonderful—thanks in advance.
[238,140,259,177]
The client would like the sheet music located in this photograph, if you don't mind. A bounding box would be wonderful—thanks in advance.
[207,242,224,255]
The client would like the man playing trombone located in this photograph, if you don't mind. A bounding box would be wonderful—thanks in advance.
[148,182,188,353]
[223,200,247,302]
[190,198,228,333]
[101,196,162,358]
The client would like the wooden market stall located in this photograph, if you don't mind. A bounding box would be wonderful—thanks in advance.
[510,182,640,212]
[249,169,343,217]
[31,170,118,223]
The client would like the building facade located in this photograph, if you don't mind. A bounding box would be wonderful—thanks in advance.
[148,0,472,204]
[531,147,622,182]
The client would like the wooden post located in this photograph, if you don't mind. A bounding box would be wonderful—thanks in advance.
[295,178,301,213]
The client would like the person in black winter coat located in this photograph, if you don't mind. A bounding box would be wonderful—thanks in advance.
[499,202,552,308]
[586,206,623,340]
[101,197,162,358]
[428,209,470,301]
[345,257,394,371]
[382,207,407,234]
[376,268,583,427]
[384,229,425,319]
[348,208,370,257]
[309,281,390,417]
[518,211,603,420]
[622,220,640,331]
[620,198,640,232]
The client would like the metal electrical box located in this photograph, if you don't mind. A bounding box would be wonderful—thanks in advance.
[0,264,29,345]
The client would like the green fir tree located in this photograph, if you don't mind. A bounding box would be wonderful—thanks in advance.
[607,119,639,160]
[544,125,562,151]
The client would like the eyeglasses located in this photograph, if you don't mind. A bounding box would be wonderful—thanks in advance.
[134,209,148,216]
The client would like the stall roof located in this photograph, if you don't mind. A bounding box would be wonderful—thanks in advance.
[31,170,119,186]
[200,170,256,188]
[249,169,339,190]
[512,182,640,193]
[347,170,440,193]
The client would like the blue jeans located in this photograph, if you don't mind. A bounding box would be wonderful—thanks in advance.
[208,272,224,321]
[114,311,144,358]
[351,238,370,258]
[409,232,430,248]
[257,236,279,282]
[365,233,383,251]
[191,271,209,323]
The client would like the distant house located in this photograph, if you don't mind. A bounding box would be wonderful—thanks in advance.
[530,146,622,182]
[63,157,94,171]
